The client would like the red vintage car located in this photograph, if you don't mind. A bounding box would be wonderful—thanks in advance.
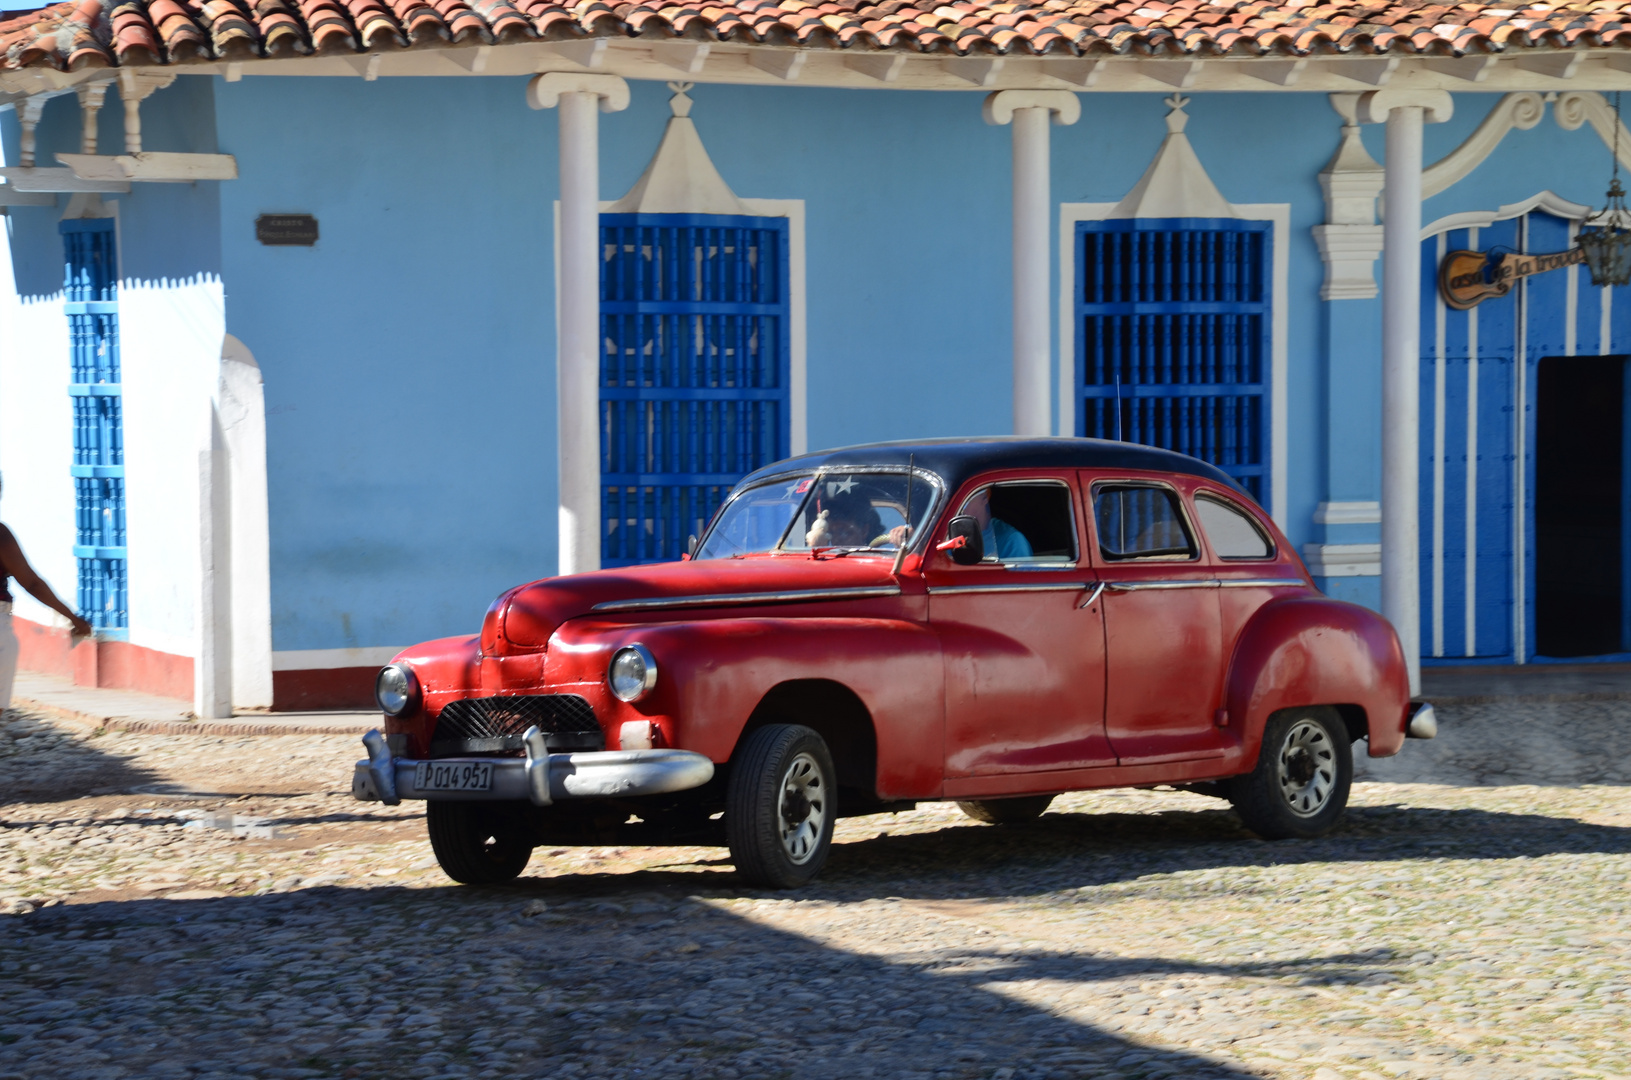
[353,438,1435,888]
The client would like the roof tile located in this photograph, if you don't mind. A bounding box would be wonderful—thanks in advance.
[4,0,1630,69]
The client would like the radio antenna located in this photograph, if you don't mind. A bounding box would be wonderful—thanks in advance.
[892,454,915,576]
[1114,363,1124,441]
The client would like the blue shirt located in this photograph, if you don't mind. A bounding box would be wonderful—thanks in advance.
[982,518,1033,560]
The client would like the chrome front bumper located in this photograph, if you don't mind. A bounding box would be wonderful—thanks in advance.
[351,726,715,807]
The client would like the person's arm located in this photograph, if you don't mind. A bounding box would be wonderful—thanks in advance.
[0,524,93,639]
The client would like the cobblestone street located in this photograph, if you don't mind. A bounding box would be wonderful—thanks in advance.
[1,700,1628,1080]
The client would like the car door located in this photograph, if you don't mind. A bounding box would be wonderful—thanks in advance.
[926,472,1113,782]
[1087,474,1228,765]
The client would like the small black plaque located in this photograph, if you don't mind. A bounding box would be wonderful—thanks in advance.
[256,213,318,246]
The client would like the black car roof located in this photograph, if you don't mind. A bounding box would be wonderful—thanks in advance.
[737,437,1250,501]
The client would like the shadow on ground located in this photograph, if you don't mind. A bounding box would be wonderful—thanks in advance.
[6,787,1627,1077]
[1,882,1336,1080]
[489,800,1631,904]
[0,708,158,805]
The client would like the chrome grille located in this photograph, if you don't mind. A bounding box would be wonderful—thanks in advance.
[431,695,603,756]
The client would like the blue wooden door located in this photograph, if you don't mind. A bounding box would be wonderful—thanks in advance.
[1075,218,1272,507]
[61,219,128,634]
[1420,208,1631,663]
[599,213,791,566]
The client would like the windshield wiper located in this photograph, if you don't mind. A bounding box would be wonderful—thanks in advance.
[805,545,889,559]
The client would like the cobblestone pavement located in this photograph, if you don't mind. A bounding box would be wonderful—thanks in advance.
[2,701,1628,1080]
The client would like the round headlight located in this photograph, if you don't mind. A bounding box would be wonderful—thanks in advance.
[608,644,658,703]
[375,664,419,717]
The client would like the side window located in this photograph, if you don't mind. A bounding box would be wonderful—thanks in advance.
[1194,494,1273,559]
[1094,484,1197,560]
[957,482,1077,564]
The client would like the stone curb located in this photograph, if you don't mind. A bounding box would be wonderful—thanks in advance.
[1428,691,1631,706]
[12,696,375,737]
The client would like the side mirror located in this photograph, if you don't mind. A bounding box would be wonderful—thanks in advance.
[686,534,699,558]
[940,516,985,565]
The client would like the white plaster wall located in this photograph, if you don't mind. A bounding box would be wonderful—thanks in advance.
[119,274,224,659]
[0,295,77,630]
[0,230,77,630]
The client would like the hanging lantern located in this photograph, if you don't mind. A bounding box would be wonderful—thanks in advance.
[1579,92,1631,288]
[1579,179,1631,287]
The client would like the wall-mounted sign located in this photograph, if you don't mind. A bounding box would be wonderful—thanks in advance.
[255,214,319,246]
[1439,245,1585,310]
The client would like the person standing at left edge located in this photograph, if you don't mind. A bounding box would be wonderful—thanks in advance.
[0,476,93,711]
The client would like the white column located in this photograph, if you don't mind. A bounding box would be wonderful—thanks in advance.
[195,405,232,719]
[1360,90,1452,697]
[528,74,630,577]
[218,334,274,710]
[984,90,1080,437]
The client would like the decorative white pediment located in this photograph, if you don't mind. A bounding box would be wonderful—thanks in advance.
[608,82,749,216]
[1107,95,1234,220]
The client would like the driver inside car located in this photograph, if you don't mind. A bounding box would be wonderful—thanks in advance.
[804,487,910,549]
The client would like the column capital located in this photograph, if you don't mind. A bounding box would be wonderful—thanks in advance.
[983,89,1079,127]
[527,73,630,113]
[1358,89,1453,125]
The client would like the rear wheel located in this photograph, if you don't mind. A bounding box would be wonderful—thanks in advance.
[726,724,836,889]
[1227,707,1352,839]
[426,800,533,884]
[956,794,1055,824]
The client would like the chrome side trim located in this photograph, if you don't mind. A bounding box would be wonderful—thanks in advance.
[1099,577,1304,593]
[1105,579,1220,591]
[591,585,901,614]
[928,582,1090,596]
[352,735,716,806]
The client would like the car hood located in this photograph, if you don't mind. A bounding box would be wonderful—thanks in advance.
[486,557,906,652]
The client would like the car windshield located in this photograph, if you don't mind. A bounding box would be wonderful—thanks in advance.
[694,471,940,560]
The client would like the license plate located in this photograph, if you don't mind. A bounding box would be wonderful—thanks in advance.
[414,760,494,793]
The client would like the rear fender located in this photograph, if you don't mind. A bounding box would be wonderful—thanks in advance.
[1224,596,1410,764]
[549,617,944,800]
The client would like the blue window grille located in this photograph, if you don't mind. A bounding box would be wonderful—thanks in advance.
[62,219,127,634]
[1076,218,1271,504]
[600,213,791,566]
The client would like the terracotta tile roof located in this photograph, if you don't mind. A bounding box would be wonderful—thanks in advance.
[2,0,1627,71]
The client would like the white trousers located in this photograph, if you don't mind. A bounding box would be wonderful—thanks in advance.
[0,603,16,713]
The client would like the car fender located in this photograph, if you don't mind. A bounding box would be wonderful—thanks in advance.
[1223,596,1410,763]
[382,635,482,755]
[549,616,945,800]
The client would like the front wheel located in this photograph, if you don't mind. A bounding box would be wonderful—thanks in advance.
[726,724,837,889]
[1227,707,1353,840]
[426,800,533,884]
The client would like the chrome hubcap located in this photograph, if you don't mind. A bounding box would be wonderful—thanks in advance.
[1276,719,1337,817]
[777,752,827,864]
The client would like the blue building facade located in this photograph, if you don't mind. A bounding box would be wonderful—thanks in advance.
[6,61,1631,707]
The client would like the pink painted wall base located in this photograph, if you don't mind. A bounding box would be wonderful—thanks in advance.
[15,617,378,711]
[15,616,193,702]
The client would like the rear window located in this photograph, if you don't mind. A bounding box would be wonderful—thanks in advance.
[1093,484,1197,560]
[1194,495,1273,559]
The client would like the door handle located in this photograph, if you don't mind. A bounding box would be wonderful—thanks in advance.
[1078,581,1107,608]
